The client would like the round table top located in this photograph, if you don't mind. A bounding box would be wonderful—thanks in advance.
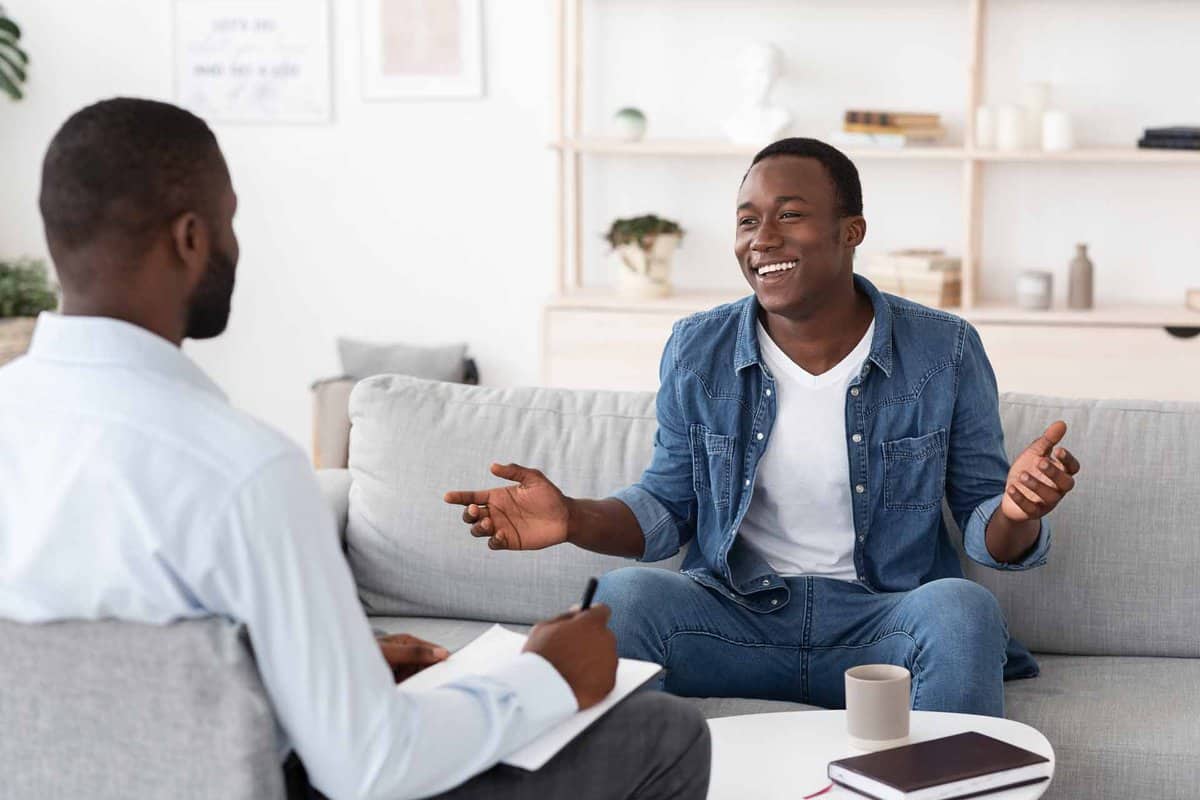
[706,709,1054,800]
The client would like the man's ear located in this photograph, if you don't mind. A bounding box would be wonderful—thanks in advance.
[844,215,867,248]
[169,211,211,289]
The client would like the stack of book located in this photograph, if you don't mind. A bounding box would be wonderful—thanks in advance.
[1137,126,1200,150]
[860,249,961,308]
[835,110,946,148]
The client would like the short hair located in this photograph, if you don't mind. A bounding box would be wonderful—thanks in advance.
[39,98,224,257]
[748,137,863,218]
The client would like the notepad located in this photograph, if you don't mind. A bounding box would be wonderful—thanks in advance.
[399,624,663,770]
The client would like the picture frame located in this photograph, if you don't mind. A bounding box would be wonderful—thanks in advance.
[173,0,333,124]
[361,0,484,100]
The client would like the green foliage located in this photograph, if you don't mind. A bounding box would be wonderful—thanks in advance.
[604,214,684,250]
[0,258,58,317]
[0,5,29,101]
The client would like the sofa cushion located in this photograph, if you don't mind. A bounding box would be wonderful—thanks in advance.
[962,394,1200,658]
[0,618,283,800]
[347,376,684,623]
[1005,654,1199,799]
[338,338,468,383]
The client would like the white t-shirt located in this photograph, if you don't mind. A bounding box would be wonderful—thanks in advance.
[738,319,875,580]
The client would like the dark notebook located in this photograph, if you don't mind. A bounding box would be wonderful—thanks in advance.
[827,731,1051,800]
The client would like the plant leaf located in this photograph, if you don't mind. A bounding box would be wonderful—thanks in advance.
[0,48,25,82]
[0,35,27,64]
[0,16,21,39]
[0,66,21,100]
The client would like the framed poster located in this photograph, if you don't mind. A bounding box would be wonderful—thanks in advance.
[174,0,332,124]
[362,0,484,100]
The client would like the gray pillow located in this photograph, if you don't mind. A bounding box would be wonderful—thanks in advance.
[337,337,468,383]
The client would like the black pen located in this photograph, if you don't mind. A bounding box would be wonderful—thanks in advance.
[579,576,598,610]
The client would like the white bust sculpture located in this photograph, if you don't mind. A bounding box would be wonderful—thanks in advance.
[723,42,791,146]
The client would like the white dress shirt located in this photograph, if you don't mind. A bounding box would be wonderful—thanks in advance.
[0,313,576,800]
[737,320,874,580]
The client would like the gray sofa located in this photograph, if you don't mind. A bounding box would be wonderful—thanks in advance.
[323,375,1200,799]
[5,376,1196,798]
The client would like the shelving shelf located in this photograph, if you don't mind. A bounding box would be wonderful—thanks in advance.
[546,289,1200,330]
[544,0,1200,397]
[551,139,1200,165]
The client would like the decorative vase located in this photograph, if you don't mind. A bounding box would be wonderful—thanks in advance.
[0,317,37,367]
[1042,111,1074,151]
[1067,244,1094,310]
[996,106,1026,151]
[612,108,647,142]
[613,233,679,298]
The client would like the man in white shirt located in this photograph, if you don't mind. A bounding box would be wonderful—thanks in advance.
[0,98,709,800]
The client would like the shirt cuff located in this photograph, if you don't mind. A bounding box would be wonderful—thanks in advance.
[611,486,680,562]
[481,652,578,730]
[963,493,1052,571]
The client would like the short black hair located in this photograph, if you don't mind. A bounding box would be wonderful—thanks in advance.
[748,137,863,217]
[39,98,225,259]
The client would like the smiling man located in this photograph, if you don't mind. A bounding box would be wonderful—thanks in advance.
[447,137,1081,716]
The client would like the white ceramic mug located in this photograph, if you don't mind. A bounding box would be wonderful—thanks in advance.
[1042,110,1074,151]
[845,664,911,751]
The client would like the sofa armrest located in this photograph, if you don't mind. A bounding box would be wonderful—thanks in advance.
[311,377,355,469]
[316,468,352,547]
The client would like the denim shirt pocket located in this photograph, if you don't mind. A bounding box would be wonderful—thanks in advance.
[690,424,734,509]
[882,428,947,511]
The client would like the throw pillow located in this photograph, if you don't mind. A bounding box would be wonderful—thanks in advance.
[337,338,468,383]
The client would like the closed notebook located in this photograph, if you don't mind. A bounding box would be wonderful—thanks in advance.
[827,731,1051,800]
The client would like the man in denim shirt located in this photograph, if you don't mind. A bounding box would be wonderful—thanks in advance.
[448,138,1081,716]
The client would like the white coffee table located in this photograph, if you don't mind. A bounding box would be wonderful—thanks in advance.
[707,710,1054,800]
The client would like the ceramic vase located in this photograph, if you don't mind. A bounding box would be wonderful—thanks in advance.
[1068,244,1094,310]
[614,233,678,298]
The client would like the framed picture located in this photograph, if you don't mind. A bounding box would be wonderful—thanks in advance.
[174,0,332,124]
[361,0,484,100]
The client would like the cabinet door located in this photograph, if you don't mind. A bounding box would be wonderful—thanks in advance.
[543,309,676,391]
[975,324,1200,402]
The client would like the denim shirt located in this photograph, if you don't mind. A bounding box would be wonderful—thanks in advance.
[613,274,1051,615]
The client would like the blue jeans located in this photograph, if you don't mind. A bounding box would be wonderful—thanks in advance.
[595,569,1010,717]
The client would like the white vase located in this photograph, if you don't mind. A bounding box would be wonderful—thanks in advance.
[1042,110,1074,151]
[996,106,1026,151]
[974,106,996,149]
[612,110,647,142]
[613,234,679,298]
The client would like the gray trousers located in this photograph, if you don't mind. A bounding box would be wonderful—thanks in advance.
[285,692,711,800]
[432,692,711,800]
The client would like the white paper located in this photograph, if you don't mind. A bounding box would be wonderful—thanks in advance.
[400,624,662,771]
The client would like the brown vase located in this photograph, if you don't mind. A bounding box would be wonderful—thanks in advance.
[0,317,37,367]
[1067,244,1094,310]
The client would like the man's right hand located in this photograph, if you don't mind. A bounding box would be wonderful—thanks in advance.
[523,606,618,710]
[443,463,570,551]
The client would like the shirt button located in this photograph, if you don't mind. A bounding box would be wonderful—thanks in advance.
[744,479,751,487]
[771,599,779,606]
[858,535,865,543]
[852,433,863,443]
[762,579,770,586]
[765,388,772,397]
[850,387,860,397]
[855,484,865,494]
[756,432,764,441]
[863,364,871,374]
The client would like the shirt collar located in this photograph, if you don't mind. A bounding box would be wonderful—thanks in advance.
[26,312,227,400]
[733,272,895,377]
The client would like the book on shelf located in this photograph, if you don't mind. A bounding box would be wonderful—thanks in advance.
[1142,126,1200,140]
[865,249,961,273]
[845,110,941,128]
[1138,126,1200,150]
[861,249,961,308]
[827,731,1051,800]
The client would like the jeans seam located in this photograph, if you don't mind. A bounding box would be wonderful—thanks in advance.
[662,628,799,650]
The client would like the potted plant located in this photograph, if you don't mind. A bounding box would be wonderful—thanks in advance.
[605,214,684,299]
[0,5,29,100]
[0,258,58,366]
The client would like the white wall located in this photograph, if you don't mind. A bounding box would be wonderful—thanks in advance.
[0,0,556,453]
[3,0,1199,451]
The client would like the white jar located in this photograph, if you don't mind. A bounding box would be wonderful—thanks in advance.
[1042,111,1074,151]
[996,105,1026,151]
[974,106,996,149]
[1017,271,1054,310]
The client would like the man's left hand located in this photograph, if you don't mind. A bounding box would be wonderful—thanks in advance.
[377,633,450,683]
[1001,420,1081,522]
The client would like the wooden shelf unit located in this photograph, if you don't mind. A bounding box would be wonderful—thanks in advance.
[544,0,1200,400]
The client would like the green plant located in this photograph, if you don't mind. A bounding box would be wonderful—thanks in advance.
[0,258,58,317]
[604,214,684,251]
[0,5,29,101]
